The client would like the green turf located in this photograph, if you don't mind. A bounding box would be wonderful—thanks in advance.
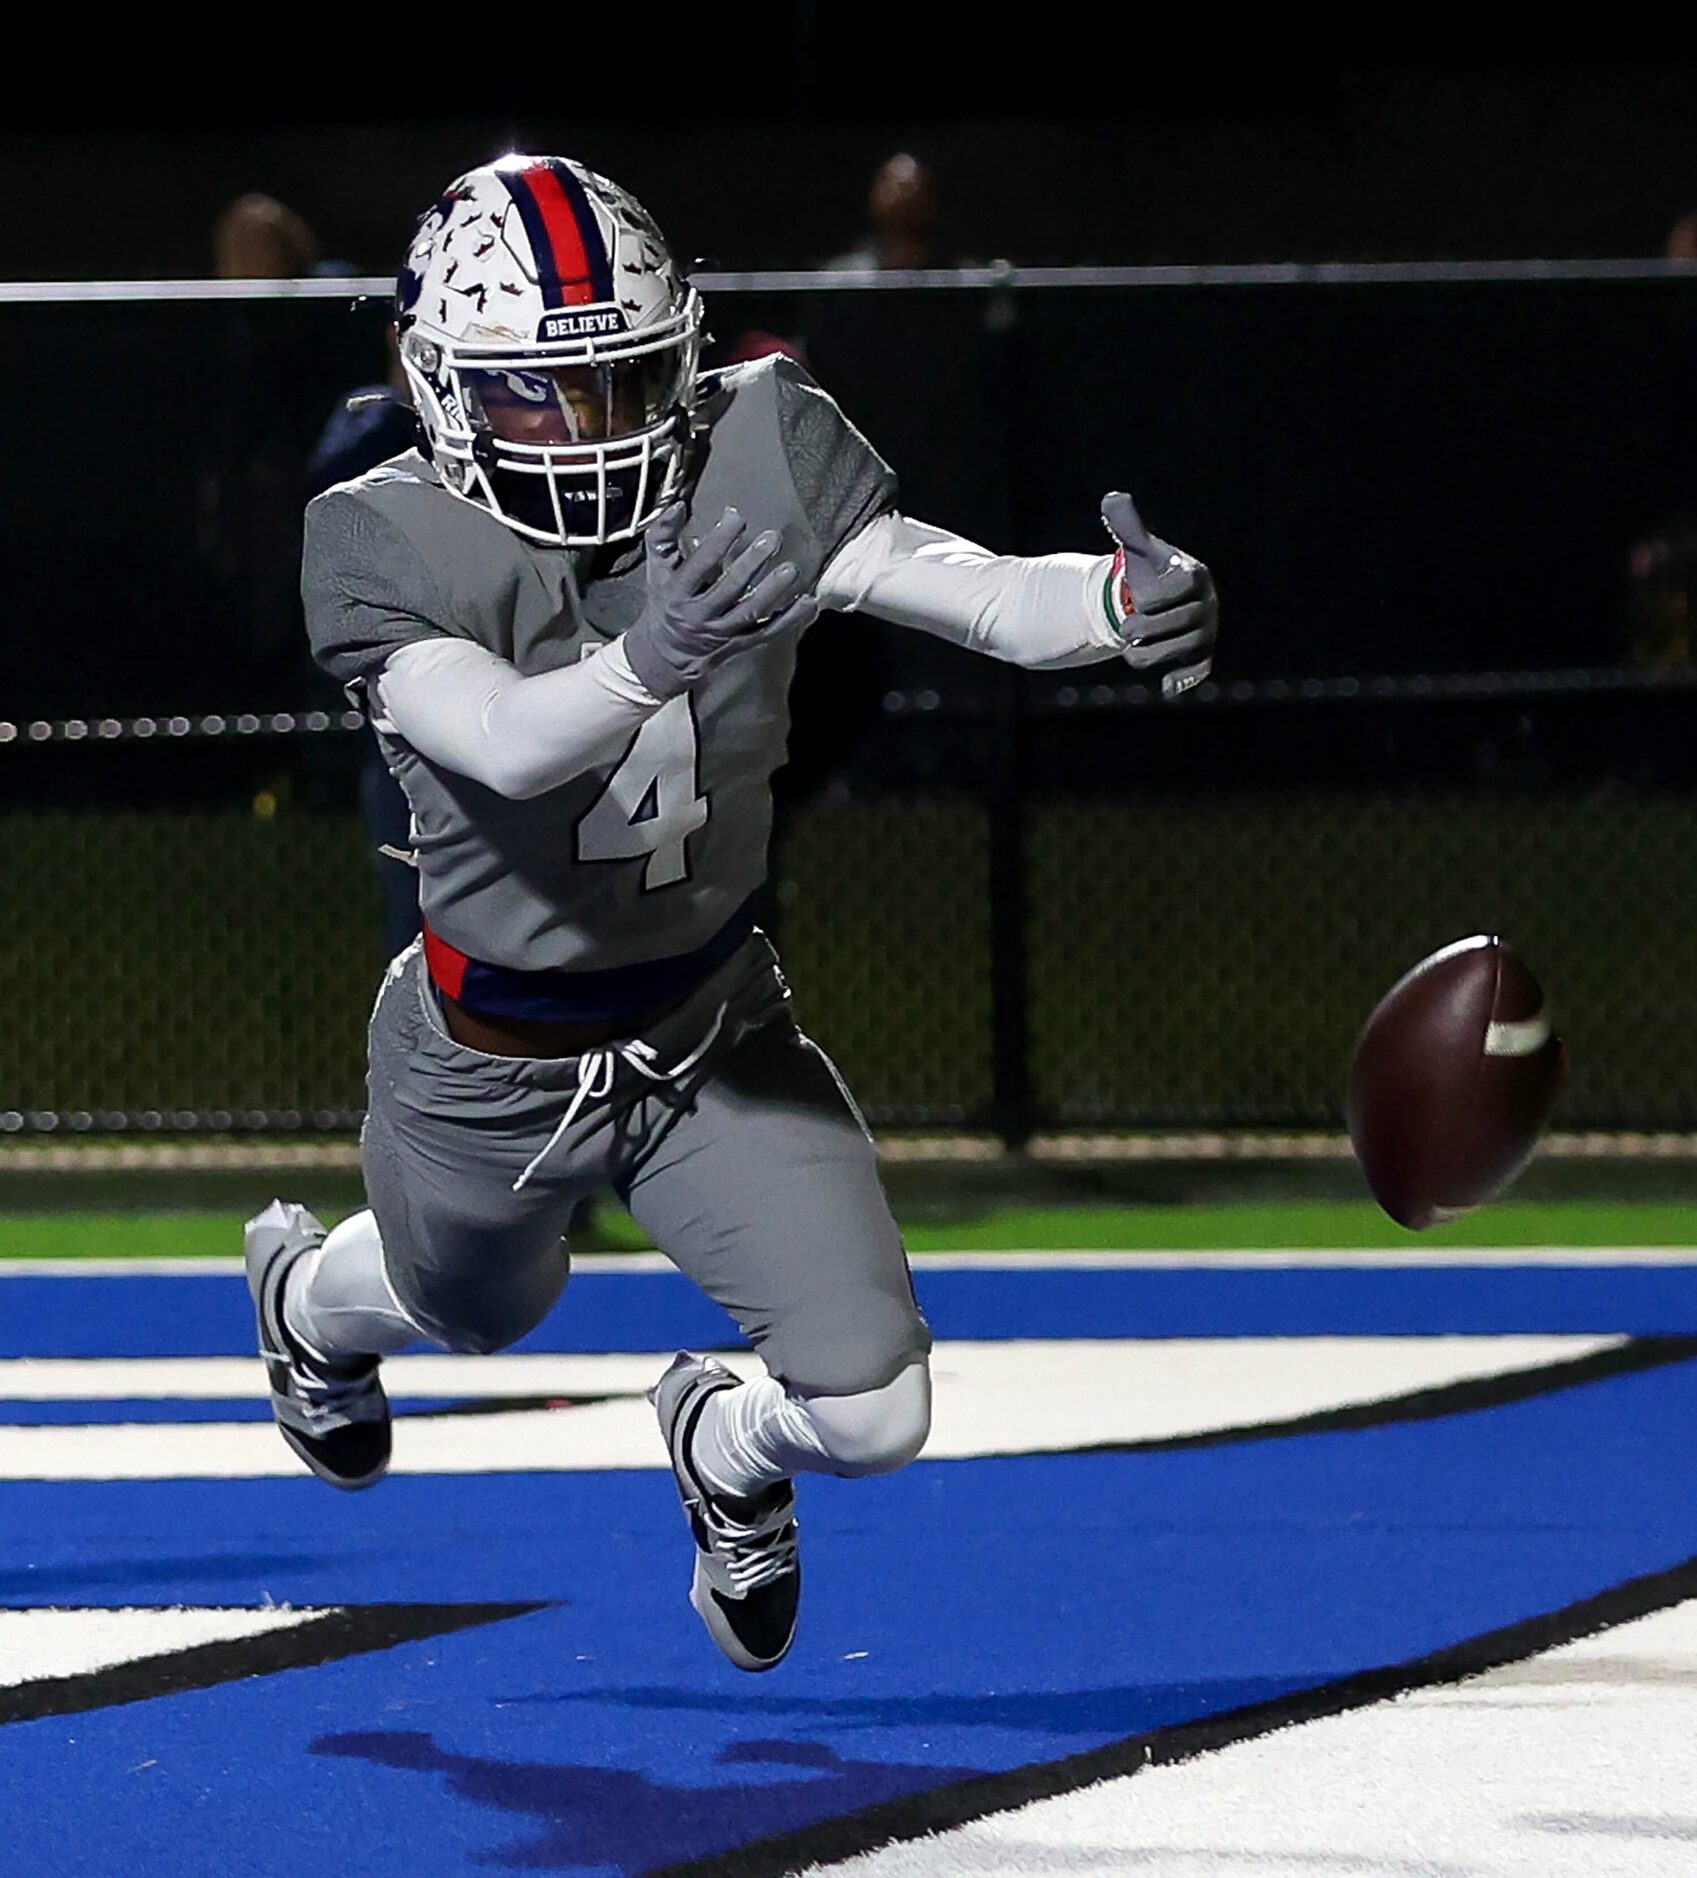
[899,1201,1697,1251]
[3,1199,1694,1262]
[0,1214,255,1261]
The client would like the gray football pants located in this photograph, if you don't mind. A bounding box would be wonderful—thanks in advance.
[360,934,931,1396]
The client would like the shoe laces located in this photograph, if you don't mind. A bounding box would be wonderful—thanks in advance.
[704,1490,798,1595]
[282,1349,382,1435]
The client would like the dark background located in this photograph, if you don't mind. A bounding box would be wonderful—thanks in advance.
[4,54,1695,747]
[6,57,1696,277]
[5,273,1693,719]
[4,47,1697,1134]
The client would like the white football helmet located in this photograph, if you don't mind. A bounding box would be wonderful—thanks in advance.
[396,155,704,548]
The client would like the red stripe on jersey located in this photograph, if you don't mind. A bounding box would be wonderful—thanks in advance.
[422,923,470,1000]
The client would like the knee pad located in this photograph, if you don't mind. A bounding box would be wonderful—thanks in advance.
[801,1360,931,1477]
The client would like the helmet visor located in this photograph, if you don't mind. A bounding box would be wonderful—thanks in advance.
[464,353,690,448]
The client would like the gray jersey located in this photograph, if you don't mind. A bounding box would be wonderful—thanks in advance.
[302,355,895,974]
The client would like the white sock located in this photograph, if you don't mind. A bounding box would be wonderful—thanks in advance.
[689,1377,832,1498]
[688,1362,932,1498]
[283,1208,433,1364]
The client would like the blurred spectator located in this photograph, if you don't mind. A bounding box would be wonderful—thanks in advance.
[1628,522,1697,667]
[825,153,955,271]
[749,158,972,930]
[306,324,423,957]
[213,194,322,280]
[1624,209,1697,669]
[1666,212,1697,263]
[306,325,415,501]
[204,192,413,948]
[196,192,360,701]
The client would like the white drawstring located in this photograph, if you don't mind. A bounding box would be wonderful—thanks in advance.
[513,1049,616,1193]
[510,1002,728,1193]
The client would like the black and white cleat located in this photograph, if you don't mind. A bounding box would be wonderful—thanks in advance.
[245,1200,391,1491]
[649,1352,800,1673]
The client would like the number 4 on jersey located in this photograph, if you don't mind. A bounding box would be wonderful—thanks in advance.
[574,696,710,890]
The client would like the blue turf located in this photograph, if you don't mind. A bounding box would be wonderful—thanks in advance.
[0,1400,507,1426]
[2,1353,1696,1874]
[4,1262,1696,1357]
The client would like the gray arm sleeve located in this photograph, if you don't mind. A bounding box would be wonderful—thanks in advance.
[818,511,1126,670]
[371,637,664,801]
[301,491,451,690]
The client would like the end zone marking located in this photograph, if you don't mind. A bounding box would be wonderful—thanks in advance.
[0,1603,543,1727]
[700,1560,1697,1878]
[0,1336,1632,1478]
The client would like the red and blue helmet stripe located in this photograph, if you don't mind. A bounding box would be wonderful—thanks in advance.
[499,158,617,310]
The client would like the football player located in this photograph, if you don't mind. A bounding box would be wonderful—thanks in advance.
[248,155,1217,1673]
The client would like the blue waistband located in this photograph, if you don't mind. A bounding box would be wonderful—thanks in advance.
[423,899,756,1026]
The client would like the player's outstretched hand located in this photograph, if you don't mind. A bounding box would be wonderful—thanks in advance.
[622,503,820,700]
[1100,491,1217,699]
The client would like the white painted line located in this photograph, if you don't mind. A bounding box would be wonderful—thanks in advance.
[0,1336,1617,1478]
[0,1606,326,1691]
[902,1247,1697,1270]
[807,1599,1697,1877]
[3,1246,1697,1278]
[0,1350,748,1399]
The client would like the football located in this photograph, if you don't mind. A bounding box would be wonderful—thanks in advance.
[1346,935,1566,1230]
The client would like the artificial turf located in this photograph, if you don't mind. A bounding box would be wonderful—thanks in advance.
[2,1198,1693,1262]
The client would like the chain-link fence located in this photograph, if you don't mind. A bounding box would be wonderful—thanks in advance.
[4,720,1696,1136]
[3,267,1695,1141]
